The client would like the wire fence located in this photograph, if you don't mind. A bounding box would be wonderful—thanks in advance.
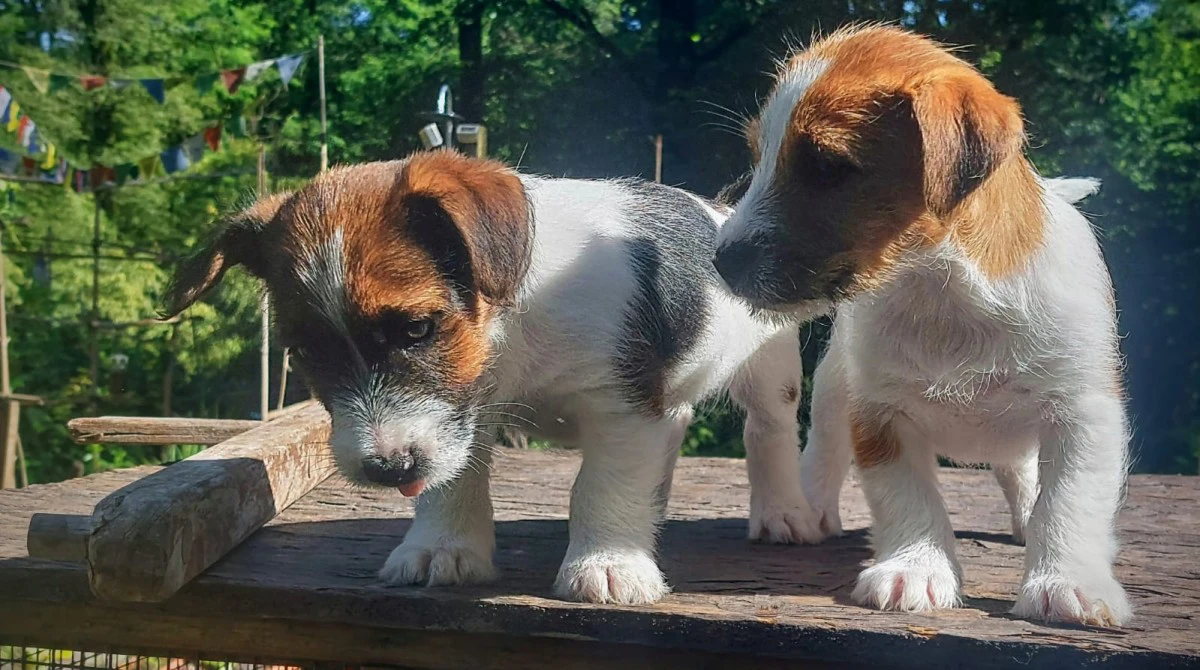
[0,647,308,670]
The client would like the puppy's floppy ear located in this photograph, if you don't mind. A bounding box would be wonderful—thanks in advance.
[161,192,291,318]
[396,151,532,306]
[911,73,1025,216]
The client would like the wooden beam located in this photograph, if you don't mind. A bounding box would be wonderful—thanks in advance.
[81,404,332,602]
[26,512,89,561]
[69,416,264,445]
[0,401,16,489]
[0,392,44,405]
[0,601,815,670]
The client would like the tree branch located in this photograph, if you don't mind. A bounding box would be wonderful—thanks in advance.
[536,0,625,62]
[696,3,790,64]
[536,0,649,91]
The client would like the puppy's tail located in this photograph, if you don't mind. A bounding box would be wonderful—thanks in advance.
[1044,177,1102,204]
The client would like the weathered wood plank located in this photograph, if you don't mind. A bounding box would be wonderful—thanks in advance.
[68,416,264,445]
[0,601,826,670]
[26,512,89,561]
[84,404,332,602]
[0,450,1196,669]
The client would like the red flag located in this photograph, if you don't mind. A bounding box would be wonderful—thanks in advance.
[203,125,221,152]
[221,68,246,94]
[202,126,222,152]
[79,75,107,91]
[91,165,116,186]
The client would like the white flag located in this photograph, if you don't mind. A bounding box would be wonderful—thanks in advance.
[275,54,304,89]
[245,59,276,82]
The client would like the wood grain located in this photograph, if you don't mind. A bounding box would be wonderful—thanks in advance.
[84,403,332,602]
[1,449,1196,669]
[68,416,264,445]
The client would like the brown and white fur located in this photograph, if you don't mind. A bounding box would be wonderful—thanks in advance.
[713,25,1131,626]
[164,150,821,605]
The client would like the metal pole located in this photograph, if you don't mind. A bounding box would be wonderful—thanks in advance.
[318,34,328,173]
[258,145,269,422]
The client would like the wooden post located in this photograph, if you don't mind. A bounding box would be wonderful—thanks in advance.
[0,223,18,489]
[88,194,101,398]
[257,146,270,422]
[654,134,663,184]
[318,34,328,173]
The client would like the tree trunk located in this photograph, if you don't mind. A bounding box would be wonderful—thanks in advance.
[456,0,487,124]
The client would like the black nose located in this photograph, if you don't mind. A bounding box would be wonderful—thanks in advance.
[714,239,762,285]
[361,453,420,486]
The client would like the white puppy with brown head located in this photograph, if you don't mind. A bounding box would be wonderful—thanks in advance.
[164,150,820,605]
[714,25,1131,626]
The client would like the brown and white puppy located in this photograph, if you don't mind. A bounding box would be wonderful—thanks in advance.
[165,151,821,605]
[714,25,1132,626]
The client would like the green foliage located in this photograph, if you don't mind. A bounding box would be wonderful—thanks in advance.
[0,0,1196,483]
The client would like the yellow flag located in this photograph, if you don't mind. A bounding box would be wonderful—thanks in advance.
[41,144,56,170]
[22,67,50,94]
[4,102,18,132]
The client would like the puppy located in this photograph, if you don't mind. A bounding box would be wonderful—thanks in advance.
[164,150,821,605]
[713,25,1131,625]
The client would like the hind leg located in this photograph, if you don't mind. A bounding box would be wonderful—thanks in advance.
[994,450,1039,545]
[731,327,822,544]
[653,406,692,522]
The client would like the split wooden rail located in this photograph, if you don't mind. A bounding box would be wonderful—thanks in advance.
[28,402,332,602]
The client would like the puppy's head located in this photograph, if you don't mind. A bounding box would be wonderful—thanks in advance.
[163,151,532,495]
[714,25,1030,314]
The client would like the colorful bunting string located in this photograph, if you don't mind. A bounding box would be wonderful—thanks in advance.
[1,85,230,190]
[0,53,306,106]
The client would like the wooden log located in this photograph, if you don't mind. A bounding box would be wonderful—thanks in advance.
[84,403,332,602]
[26,512,89,561]
[69,416,264,446]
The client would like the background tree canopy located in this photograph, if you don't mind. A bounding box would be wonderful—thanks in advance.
[1,0,1196,483]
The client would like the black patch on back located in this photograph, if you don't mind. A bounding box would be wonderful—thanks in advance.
[615,182,720,415]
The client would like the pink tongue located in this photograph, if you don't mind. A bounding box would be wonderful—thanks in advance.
[398,480,426,498]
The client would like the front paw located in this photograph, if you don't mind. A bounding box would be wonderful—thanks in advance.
[1013,572,1132,627]
[852,556,962,612]
[749,493,827,544]
[554,551,668,605]
[379,538,496,587]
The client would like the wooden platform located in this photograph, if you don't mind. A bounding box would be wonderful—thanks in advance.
[1,449,1197,669]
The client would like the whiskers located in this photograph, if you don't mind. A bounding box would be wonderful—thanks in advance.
[698,100,751,139]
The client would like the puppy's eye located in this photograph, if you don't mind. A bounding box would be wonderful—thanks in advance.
[805,156,859,189]
[371,315,438,350]
[404,318,434,343]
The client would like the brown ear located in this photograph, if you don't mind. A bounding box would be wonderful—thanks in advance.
[161,192,291,318]
[397,151,532,306]
[912,74,1025,216]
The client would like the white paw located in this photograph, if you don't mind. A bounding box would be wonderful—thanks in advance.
[749,493,827,544]
[852,557,962,612]
[554,551,668,605]
[379,538,497,587]
[1013,572,1132,627]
